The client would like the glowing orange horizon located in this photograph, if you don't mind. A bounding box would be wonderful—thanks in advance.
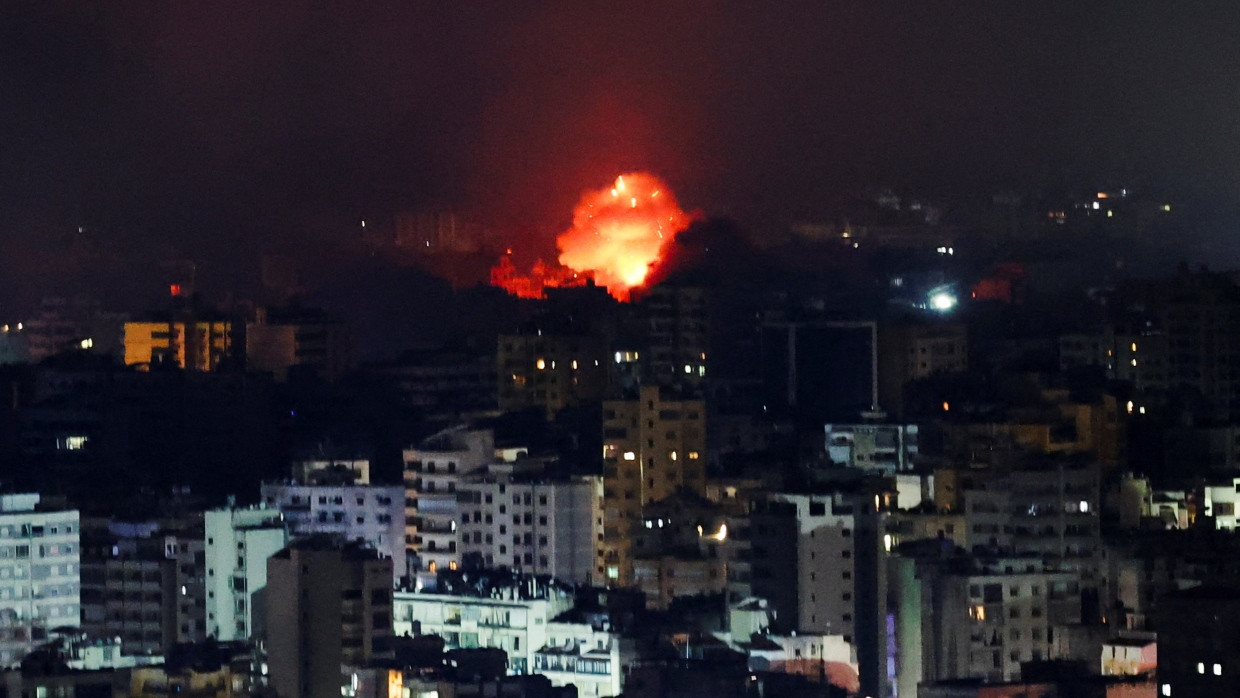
[490,172,692,302]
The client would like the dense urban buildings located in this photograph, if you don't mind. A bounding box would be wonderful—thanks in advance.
[6,3,1240,697]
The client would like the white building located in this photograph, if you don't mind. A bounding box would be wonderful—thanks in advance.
[824,423,919,473]
[392,584,574,675]
[1101,634,1157,677]
[458,469,603,585]
[261,482,405,581]
[533,621,633,697]
[0,494,80,668]
[402,428,493,585]
[1203,477,1240,530]
[204,504,287,641]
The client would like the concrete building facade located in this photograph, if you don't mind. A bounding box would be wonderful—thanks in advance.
[203,505,287,642]
[0,494,81,668]
[600,386,706,585]
[457,471,603,585]
[402,428,493,585]
[265,538,395,698]
[261,482,405,581]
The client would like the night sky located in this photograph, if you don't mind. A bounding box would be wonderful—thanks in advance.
[3,1,1239,312]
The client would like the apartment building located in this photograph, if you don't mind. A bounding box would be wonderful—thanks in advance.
[203,505,287,641]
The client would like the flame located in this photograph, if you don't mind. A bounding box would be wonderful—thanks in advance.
[491,172,693,301]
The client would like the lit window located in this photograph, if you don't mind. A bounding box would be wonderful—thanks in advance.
[1161,684,1170,696]
[688,452,700,460]
[536,359,546,370]
[623,452,636,461]
[1214,664,1222,676]
[1198,663,1205,674]
[59,436,89,451]
[670,451,678,461]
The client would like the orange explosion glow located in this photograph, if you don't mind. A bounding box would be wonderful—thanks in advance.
[491,173,693,301]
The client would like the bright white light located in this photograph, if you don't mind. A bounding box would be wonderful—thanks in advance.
[929,292,957,312]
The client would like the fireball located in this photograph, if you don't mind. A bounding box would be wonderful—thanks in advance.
[491,172,692,301]
[556,173,690,300]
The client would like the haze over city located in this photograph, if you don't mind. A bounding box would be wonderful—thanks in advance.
[4,2,1240,323]
[5,4,1240,698]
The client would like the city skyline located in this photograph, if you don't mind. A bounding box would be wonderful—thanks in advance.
[3,2,1240,315]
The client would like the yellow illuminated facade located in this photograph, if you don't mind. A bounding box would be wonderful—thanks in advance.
[600,385,706,585]
[497,333,610,414]
[124,320,232,371]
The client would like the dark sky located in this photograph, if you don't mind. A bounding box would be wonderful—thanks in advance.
[3,1,1240,311]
